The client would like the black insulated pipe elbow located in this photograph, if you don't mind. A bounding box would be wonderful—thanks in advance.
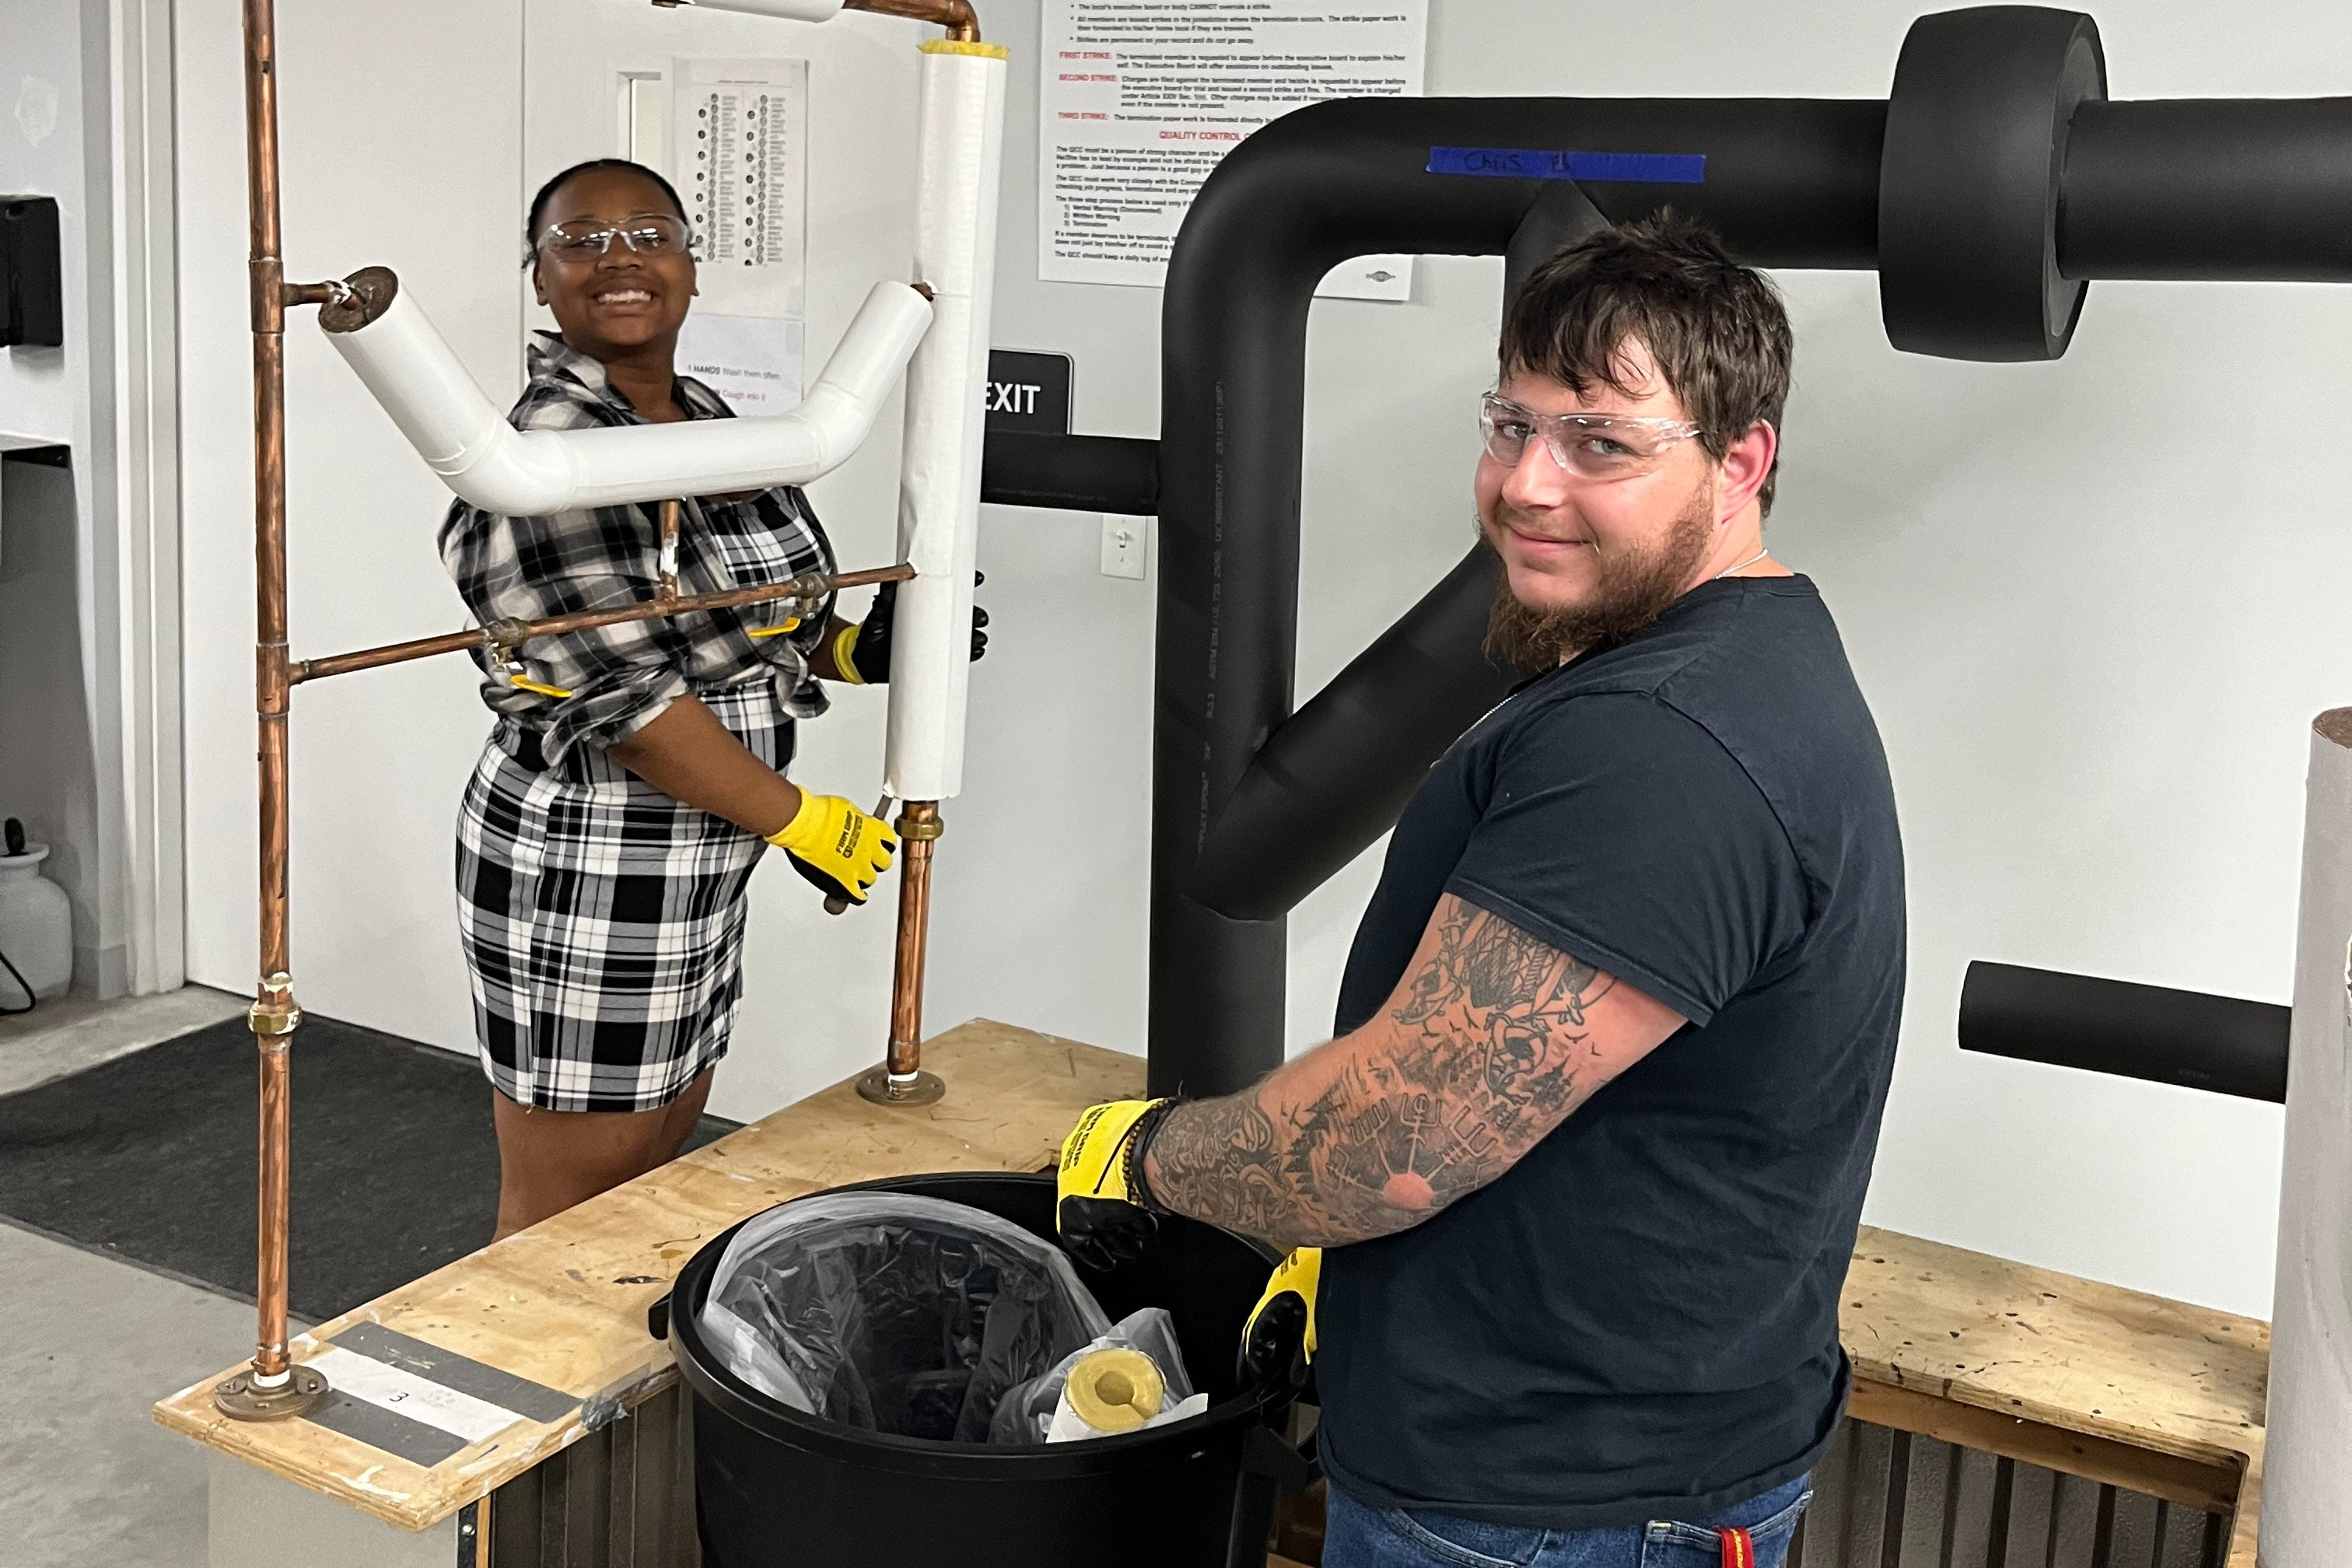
[1958,961,2289,1103]
[1150,96,1886,1096]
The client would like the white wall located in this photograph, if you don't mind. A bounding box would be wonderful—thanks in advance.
[0,2,106,983]
[173,0,2348,1319]
[0,0,177,999]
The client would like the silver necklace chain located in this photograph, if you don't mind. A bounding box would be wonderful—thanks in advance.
[1713,547,1772,580]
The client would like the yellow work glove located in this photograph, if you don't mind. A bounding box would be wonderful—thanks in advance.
[765,792,898,907]
[1055,1097,1175,1271]
[1240,1247,1320,1388]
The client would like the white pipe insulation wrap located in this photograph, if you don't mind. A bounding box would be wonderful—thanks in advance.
[2266,708,2352,1564]
[654,0,845,19]
[883,40,1009,804]
[323,280,933,515]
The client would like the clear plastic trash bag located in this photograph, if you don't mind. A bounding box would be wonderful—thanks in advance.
[986,1307,1201,1444]
[698,1192,1113,1442]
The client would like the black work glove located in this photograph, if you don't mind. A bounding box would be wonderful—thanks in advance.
[833,573,989,684]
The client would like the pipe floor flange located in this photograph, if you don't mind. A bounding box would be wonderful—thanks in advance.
[212,1363,328,1421]
[854,1066,945,1106]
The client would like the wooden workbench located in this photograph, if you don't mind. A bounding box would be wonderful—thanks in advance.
[156,1020,2269,1566]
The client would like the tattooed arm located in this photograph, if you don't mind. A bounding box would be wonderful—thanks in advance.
[1142,894,1686,1250]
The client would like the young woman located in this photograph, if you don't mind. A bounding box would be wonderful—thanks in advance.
[443,159,982,1240]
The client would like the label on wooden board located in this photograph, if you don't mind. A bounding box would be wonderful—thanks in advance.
[291,1327,581,1471]
[307,1346,531,1445]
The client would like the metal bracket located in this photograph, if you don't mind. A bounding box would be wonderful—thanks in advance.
[856,1066,946,1105]
[212,1363,327,1420]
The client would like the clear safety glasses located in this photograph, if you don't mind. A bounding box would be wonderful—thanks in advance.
[534,213,696,263]
[1479,391,1703,481]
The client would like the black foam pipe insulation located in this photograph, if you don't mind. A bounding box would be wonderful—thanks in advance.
[1143,7,2352,1097]
[1958,961,2289,1104]
[980,432,1158,516]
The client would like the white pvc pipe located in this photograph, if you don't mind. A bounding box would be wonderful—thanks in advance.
[657,0,845,20]
[324,279,932,515]
[882,41,1008,804]
[2266,707,2352,1566]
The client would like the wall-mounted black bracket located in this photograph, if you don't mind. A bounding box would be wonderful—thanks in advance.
[0,197,64,349]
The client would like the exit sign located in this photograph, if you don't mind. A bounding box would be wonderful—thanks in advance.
[985,350,1072,435]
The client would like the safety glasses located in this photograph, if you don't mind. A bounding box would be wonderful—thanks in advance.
[1479,391,1703,481]
[533,213,695,264]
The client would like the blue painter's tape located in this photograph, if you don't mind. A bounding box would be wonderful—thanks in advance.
[1425,147,1707,184]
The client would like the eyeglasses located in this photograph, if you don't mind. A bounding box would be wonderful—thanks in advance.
[1479,392,1703,481]
[533,213,695,263]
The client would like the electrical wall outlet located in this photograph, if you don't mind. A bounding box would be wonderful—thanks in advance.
[1101,515,1147,579]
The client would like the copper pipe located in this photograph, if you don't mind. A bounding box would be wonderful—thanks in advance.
[254,1031,294,1367]
[888,802,940,1077]
[656,499,682,604]
[243,0,299,1395]
[289,562,913,684]
[845,0,980,42]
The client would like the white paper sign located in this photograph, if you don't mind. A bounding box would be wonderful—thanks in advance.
[1038,1,1427,298]
[677,312,806,415]
[671,58,808,409]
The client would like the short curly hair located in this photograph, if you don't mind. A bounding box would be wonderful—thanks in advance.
[1501,211,1794,516]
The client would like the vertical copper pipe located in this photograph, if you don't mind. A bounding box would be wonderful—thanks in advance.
[244,0,298,1392]
[887,803,940,1080]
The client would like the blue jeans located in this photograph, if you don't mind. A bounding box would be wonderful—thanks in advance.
[1323,1475,1811,1568]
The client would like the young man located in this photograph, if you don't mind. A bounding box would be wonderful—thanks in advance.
[1060,214,1905,1567]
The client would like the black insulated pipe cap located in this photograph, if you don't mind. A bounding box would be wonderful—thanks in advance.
[1879,7,2106,361]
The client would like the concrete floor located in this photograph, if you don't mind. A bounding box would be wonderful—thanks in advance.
[0,1221,261,1568]
[0,985,279,1568]
[0,984,248,1097]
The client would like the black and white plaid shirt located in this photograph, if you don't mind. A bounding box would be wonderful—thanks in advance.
[438,331,836,766]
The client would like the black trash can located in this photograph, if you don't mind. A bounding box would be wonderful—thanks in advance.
[669,1171,1301,1568]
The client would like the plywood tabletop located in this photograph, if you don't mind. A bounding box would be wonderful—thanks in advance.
[153,1020,1145,1531]
[1843,1225,2267,1468]
[1841,1226,2267,1565]
[159,1020,2269,1555]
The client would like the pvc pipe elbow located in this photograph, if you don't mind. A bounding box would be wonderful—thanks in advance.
[326,277,931,515]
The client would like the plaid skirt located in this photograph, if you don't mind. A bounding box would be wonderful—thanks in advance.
[455,681,792,1112]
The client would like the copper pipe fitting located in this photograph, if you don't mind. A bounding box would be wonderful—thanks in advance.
[657,499,683,605]
[845,0,980,43]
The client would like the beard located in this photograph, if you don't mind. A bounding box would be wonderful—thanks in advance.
[1483,486,1717,671]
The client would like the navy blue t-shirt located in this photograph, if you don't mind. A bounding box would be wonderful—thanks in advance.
[1314,574,1905,1530]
